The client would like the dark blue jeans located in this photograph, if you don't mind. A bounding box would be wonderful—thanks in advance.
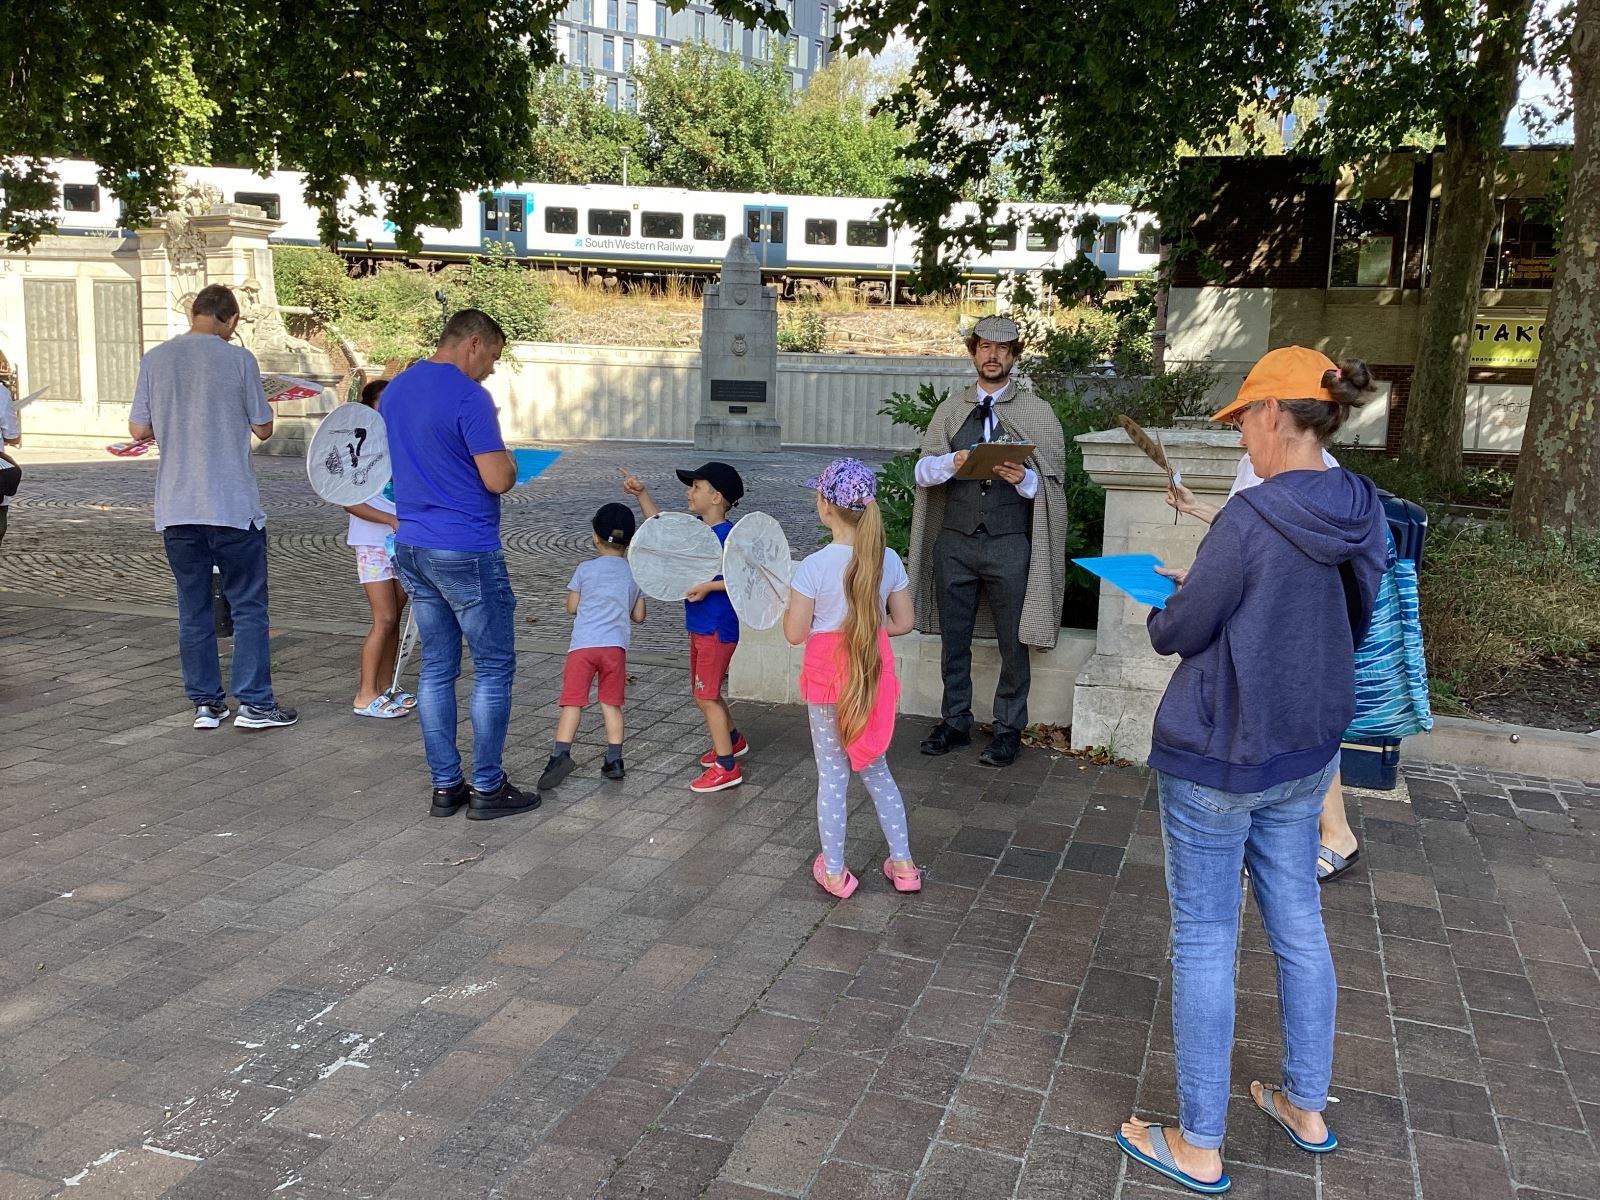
[394,544,517,792]
[162,523,275,708]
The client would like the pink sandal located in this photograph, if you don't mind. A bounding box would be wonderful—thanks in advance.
[812,853,858,899]
[883,858,922,893]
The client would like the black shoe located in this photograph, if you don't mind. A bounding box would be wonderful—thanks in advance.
[979,731,1022,767]
[537,753,576,791]
[601,757,625,780]
[466,779,542,821]
[430,781,469,818]
[193,703,231,730]
[235,703,298,730]
[920,721,972,756]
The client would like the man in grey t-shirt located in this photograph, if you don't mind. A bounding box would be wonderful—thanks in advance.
[130,284,296,731]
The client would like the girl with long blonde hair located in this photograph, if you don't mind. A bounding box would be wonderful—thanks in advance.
[784,459,919,898]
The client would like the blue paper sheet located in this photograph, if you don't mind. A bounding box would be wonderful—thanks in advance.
[512,448,562,485]
[1072,553,1178,610]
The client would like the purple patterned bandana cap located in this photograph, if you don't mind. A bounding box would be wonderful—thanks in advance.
[804,457,877,510]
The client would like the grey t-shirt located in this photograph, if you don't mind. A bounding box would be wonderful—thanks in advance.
[131,334,272,531]
[567,556,642,652]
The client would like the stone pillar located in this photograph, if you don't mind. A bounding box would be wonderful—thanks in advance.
[696,236,781,452]
[1070,427,1248,763]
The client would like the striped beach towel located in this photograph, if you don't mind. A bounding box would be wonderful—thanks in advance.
[1345,530,1433,740]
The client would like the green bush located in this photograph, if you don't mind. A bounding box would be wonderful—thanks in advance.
[272,247,350,326]
[340,264,445,365]
[1338,448,1516,510]
[778,305,827,353]
[444,240,552,344]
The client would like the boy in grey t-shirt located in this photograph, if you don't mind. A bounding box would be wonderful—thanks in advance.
[538,503,646,789]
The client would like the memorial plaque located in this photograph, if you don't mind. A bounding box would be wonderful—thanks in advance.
[710,379,768,405]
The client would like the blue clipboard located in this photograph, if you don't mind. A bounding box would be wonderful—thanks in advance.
[1072,554,1178,610]
[512,448,562,485]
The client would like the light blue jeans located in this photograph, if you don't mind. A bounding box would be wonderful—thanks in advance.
[1157,756,1339,1150]
[394,544,517,793]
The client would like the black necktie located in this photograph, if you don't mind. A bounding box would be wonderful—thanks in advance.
[975,397,993,442]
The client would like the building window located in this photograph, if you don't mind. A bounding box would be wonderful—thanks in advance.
[603,37,615,70]
[1330,198,1407,287]
[576,33,589,66]
[606,0,617,27]
[622,38,633,70]
[655,2,666,36]
[805,219,837,245]
[61,184,100,213]
[722,20,732,51]
[1026,225,1059,252]
[624,81,637,110]
[694,213,726,240]
[579,0,592,22]
[985,225,1016,252]
[642,211,684,238]
[1138,223,1160,256]
[625,0,637,32]
[1486,199,1556,288]
[94,280,142,405]
[695,11,705,40]
[546,207,579,234]
[788,36,800,66]
[815,40,825,68]
[606,79,618,109]
[234,192,281,220]
[1100,224,1120,254]
[757,29,768,59]
[23,279,81,403]
[589,208,631,236]
[847,220,888,248]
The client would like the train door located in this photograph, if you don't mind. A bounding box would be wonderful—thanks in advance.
[742,204,788,270]
[484,191,530,255]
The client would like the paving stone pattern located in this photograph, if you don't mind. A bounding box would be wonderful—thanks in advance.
[0,443,886,656]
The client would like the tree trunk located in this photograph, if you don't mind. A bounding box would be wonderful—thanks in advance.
[1511,0,1600,537]
[1404,0,1534,480]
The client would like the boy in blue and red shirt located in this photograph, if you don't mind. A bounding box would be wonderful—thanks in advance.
[619,461,748,792]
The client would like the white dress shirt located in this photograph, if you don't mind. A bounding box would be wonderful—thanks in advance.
[913,381,1040,500]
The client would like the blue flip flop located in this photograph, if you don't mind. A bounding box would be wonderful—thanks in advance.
[1116,1125,1232,1194]
[1253,1083,1338,1152]
[353,696,410,719]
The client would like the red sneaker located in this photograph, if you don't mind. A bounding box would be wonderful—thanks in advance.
[699,732,750,767]
[690,762,744,793]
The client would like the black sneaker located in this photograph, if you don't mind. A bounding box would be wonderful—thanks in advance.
[193,704,231,730]
[466,779,542,821]
[601,757,625,780]
[537,753,576,791]
[235,703,298,730]
[430,781,469,818]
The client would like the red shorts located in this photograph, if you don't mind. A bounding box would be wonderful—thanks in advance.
[559,646,627,708]
[689,632,737,701]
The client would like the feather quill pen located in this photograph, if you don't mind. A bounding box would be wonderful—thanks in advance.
[1116,414,1182,524]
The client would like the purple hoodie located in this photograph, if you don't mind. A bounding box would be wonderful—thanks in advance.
[1146,467,1388,793]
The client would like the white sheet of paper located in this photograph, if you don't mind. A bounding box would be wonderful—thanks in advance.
[626,512,725,602]
[722,512,793,631]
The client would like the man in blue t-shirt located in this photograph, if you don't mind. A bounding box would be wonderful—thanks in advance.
[383,309,539,822]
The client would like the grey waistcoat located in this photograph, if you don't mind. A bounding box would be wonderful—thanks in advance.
[941,404,1032,537]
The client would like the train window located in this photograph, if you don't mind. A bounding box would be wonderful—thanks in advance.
[508,197,525,233]
[694,213,726,241]
[769,211,785,244]
[1076,229,1096,254]
[484,199,499,231]
[642,211,684,239]
[1138,223,1160,255]
[746,210,763,242]
[846,220,888,248]
[546,206,578,235]
[984,225,1016,252]
[588,208,630,236]
[235,192,281,220]
[1100,224,1119,254]
[1026,226,1059,252]
[805,219,837,246]
[61,184,100,213]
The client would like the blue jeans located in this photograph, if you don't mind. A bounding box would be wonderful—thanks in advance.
[1157,756,1340,1151]
[394,544,517,792]
[162,524,275,708]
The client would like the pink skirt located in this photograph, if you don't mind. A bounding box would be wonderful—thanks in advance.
[799,629,900,772]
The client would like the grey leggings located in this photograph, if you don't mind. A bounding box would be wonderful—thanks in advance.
[809,703,912,875]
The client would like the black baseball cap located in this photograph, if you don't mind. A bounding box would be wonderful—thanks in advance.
[592,502,637,546]
[675,461,744,507]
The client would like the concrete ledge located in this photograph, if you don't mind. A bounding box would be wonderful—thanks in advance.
[727,623,1097,725]
[1405,716,1600,782]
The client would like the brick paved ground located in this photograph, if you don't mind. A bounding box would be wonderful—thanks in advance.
[1,452,1598,1198]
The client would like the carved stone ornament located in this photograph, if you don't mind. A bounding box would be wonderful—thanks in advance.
[731,334,748,357]
[733,285,749,306]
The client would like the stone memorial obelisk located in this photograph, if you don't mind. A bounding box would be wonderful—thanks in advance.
[696,235,781,452]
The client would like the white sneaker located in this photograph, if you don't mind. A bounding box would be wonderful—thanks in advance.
[193,704,231,730]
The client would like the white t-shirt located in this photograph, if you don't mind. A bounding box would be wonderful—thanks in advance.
[791,543,911,633]
[347,493,397,547]
[1227,449,1340,498]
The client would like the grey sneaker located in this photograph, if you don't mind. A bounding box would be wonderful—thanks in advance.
[235,703,298,730]
[193,704,231,730]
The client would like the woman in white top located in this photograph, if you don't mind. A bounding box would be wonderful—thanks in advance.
[343,380,413,718]
[1167,442,1360,883]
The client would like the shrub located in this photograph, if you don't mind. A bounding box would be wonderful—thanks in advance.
[778,304,827,352]
[1338,448,1516,510]
[272,247,350,326]
[444,240,553,344]
[340,264,445,365]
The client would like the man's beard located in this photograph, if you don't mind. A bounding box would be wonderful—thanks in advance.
[979,361,1010,379]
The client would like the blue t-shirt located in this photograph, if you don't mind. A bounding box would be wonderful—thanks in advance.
[382,361,507,552]
[685,520,739,642]
[568,556,642,652]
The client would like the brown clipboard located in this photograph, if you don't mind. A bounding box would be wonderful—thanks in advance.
[954,441,1036,479]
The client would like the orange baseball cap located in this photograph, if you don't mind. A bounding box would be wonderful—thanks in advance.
[1211,346,1339,422]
